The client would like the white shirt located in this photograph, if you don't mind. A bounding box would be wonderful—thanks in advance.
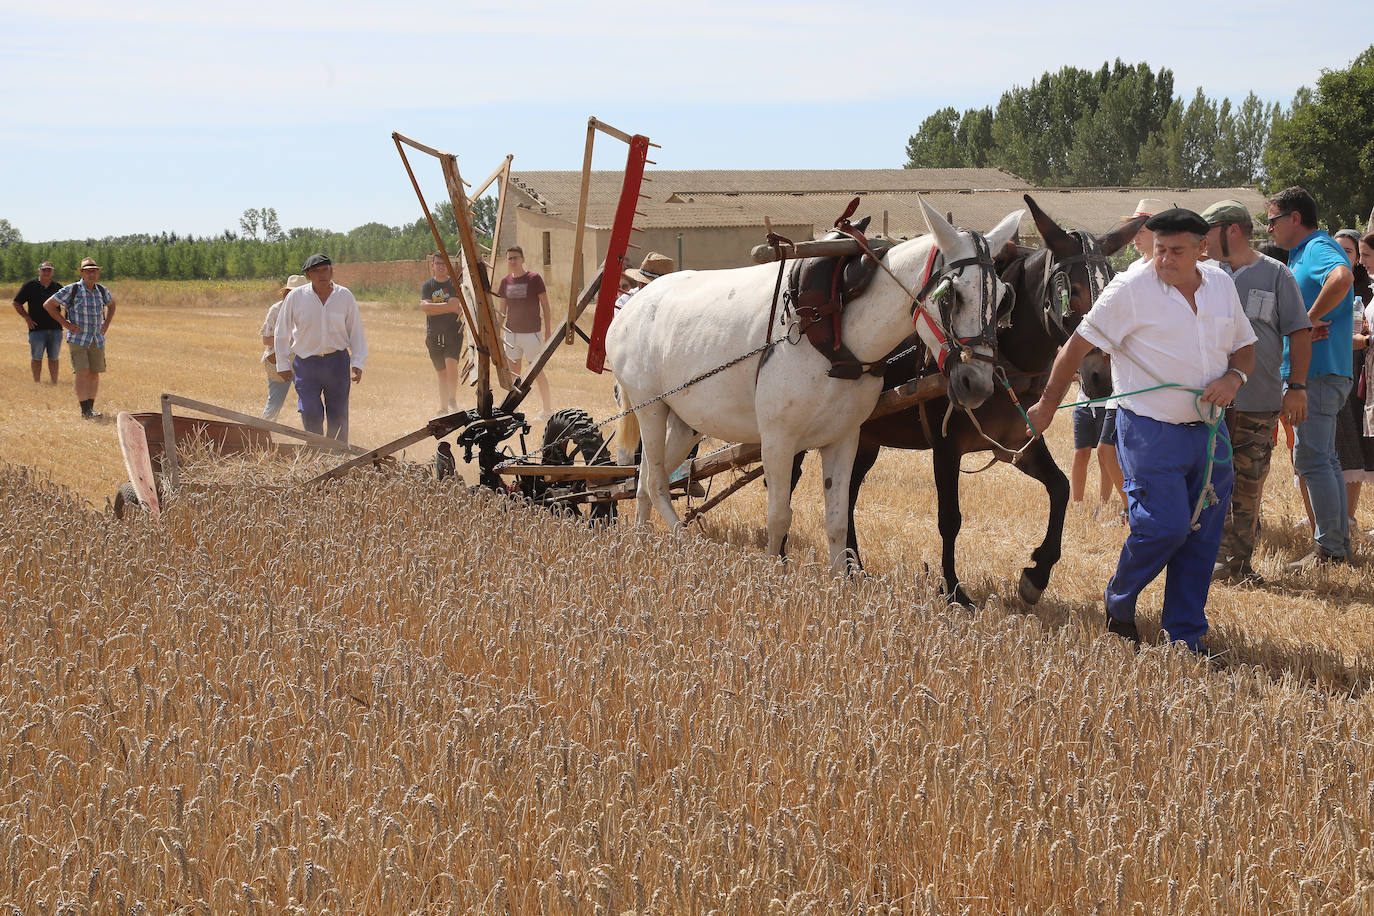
[1077,260,1256,425]
[260,300,283,368]
[274,283,368,371]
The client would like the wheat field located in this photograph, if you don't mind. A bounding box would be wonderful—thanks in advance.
[3,281,1374,913]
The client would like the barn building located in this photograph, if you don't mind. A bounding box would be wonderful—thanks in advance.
[495,168,1269,301]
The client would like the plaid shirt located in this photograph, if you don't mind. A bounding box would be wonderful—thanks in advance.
[53,281,111,347]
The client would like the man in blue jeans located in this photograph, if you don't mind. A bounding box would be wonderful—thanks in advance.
[12,261,63,384]
[1026,209,1256,653]
[1266,187,1356,567]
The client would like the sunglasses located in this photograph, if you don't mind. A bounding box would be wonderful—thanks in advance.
[1265,211,1293,227]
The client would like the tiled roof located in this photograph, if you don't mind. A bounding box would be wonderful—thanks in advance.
[509,168,1033,225]
[508,168,1265,238]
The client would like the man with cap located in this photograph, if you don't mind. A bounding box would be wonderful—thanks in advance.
[1025,209,1256,652]
[1201,200,1312,582]
[45,257,116,420]
[1266,187,1357,567]
[273,253,367,443]
[12,261,63,384]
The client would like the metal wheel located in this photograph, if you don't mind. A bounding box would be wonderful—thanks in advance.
[534,408,617,522]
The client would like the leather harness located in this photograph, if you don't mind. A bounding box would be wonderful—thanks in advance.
[762,199,1005,381]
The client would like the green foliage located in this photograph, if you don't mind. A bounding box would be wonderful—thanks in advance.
[0,212,453,284]
[1264,46,1374,229]
[906,58,1276,190]
[0,219,21,247]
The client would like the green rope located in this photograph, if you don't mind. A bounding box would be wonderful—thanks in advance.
[1022,382,1234,531]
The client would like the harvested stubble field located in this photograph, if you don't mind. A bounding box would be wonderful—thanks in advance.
[3,280,1374,913]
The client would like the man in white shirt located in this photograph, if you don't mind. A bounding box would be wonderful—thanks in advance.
[1026,209,1257,652]
[274,253,368,443]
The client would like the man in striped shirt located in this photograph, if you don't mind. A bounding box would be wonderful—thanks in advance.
[45,257,116,420]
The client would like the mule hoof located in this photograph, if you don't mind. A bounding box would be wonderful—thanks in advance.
[1018,570,1045,605]
[942,584,975,609]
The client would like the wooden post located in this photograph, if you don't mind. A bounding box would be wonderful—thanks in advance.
[565,119,597,343]
[391,134,481,347]
[161,394,366,455]
[160,394,179,490]
[441,154,514,399]
[483,156,513,278]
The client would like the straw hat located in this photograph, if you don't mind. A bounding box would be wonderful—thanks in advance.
[1124,198,1170,219]
[623,251,676,285]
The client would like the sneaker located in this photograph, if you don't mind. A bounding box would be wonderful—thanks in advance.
[1105,609,1139,647]
[82,410,103,421]
[1285,548,1348,572]
[1211,559,1237,582]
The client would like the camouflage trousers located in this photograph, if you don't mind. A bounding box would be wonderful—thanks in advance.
[1217,409,1280,567]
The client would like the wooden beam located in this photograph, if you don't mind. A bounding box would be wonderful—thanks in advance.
[305,425,439,485]
[497,463,635,481]
[392,136,481,350]
[590,117,633,144]
[471,154,512,200]
[681,465,765,523]
[868,374,949,420]
[441,155,514,394]
[486,157,513,278]
[160,395,180,490]
[161,394,365,454]
[565,119,598,343]
[392,131,472,177]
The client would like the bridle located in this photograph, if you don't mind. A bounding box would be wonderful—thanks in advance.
[909,229,1007,374]
[1038,229,1115,339]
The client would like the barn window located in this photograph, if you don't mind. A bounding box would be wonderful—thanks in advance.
[542,232,551,269]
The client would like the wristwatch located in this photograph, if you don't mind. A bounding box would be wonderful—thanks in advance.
[1227,367,1249,385]
[1285,380,1306,390]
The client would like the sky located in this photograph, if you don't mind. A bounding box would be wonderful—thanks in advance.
[4,0,1369,243]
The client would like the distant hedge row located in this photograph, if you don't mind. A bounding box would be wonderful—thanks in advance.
[0,223,454,284]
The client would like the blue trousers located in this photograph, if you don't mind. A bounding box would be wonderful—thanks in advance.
[292,350,352,443]
[1106,409,1234,650]
[262,377,293,422]
[1293,373,1352,557]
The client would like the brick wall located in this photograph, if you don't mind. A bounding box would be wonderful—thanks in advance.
[331,259,429,290]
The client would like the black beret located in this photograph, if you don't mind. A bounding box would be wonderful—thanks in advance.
[1144,208,1209,235]
[301,252,332,271]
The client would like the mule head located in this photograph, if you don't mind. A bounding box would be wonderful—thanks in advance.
[1025,194,1148,328]
[919,198,1023,409]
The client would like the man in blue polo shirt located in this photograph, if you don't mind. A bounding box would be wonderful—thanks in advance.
[1266,187,1356,567]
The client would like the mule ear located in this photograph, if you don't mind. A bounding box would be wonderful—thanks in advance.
[919,196,963,254]
[1024,194,1071,249]
[985,209,1025,254]
[1099,215,1149,257]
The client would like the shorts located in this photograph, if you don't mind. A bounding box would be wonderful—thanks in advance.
[1072,404,1106,449]
[1100,407,1118,446]
[503,329,543,364]
[426,327,466,371]
[69,342,106,373]
[29,328,62,361]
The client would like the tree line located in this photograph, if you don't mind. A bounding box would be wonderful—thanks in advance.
[905,48,1374,230]
[0,198,498,284]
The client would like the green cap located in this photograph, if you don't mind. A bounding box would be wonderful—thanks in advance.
[1199,199,1253,226]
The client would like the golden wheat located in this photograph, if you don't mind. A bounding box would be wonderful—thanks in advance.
[3,281,1374,912]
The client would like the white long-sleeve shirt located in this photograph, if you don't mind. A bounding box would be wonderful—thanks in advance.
[274,282,368,371]
[1078,260,1255,425]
